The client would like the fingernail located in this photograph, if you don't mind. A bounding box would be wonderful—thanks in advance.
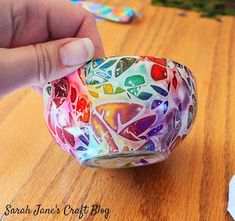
[59,38,94,67]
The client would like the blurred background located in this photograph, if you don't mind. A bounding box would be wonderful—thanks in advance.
[152,0,235,18]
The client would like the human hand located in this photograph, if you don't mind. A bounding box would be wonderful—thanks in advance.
[0,0,105,97]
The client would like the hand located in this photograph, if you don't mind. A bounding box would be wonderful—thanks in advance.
[0,0,105,97]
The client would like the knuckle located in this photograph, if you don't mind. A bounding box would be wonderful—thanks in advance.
[34,43,52,84]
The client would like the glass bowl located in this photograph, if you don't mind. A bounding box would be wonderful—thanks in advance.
[43,56,197,168]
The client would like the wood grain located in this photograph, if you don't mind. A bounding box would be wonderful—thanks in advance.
[0,0,235,220]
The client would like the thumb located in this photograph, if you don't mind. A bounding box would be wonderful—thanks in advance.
[0,38,94,97]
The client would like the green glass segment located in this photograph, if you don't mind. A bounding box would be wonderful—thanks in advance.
[124,75,145,87]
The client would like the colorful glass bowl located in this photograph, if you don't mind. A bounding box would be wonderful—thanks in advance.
[43,56,197,168]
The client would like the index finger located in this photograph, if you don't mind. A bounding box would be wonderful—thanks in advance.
[10,0,105,58]
[43,0,105,58]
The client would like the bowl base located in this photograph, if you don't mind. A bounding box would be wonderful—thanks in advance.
[81,151,167,168]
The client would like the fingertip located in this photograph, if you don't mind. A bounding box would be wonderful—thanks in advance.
[59,38,95,67]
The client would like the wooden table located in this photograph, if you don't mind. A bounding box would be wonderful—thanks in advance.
[0,0,235,220]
